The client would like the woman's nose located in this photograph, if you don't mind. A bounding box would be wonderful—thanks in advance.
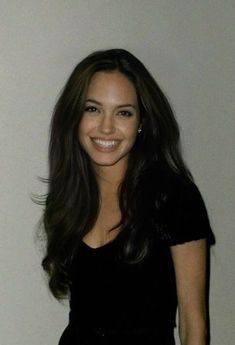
[99,114,115,134]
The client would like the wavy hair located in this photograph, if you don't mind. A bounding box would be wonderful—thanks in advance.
[38,49,192,299]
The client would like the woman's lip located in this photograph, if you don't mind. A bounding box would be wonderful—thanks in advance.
[91,138,120,152]
[91,137,120,141]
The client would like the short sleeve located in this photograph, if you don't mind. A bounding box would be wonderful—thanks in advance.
[162,178,214,246]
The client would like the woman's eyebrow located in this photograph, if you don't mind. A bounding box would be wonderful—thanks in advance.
[85,98,102,105]
[116,104,136,109]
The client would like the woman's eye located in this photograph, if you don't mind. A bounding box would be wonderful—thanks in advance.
[84,106,99,113]
[118,110,133,117]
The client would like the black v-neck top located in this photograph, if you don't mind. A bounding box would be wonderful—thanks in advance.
[70,236,176,329]
[59,176,214,345]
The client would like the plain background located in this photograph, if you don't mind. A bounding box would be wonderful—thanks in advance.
[0,1,234,344]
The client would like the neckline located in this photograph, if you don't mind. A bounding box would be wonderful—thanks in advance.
[81,234,120,251]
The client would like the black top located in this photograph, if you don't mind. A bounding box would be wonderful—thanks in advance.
[59,174,213,345]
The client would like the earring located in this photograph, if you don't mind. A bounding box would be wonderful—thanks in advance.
[138,126,142,133]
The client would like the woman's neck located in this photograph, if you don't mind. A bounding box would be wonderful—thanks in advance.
[93,162,127,197]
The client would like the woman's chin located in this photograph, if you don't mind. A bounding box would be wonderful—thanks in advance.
[90,155,129,170]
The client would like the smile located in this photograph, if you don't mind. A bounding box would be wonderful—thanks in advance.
[92,138,120,149]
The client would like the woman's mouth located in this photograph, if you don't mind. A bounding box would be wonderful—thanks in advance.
[91,138,120,151]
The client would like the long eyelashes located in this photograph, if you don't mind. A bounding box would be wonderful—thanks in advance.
[84,106,99,113]
[84,106,133,117]
[118,110,133,117]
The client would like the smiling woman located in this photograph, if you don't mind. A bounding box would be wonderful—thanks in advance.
[38,49,214,345]
[78,71,140,170]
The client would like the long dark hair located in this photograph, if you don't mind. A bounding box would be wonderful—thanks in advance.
[39,49,192,299]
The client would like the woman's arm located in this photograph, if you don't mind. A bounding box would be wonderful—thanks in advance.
[170,239,208,345]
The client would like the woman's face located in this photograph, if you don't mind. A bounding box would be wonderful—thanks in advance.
[78,71,140,171]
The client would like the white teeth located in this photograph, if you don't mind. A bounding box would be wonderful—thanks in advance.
[92,139,118,148]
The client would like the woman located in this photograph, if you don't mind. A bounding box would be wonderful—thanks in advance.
[41,49,214,345]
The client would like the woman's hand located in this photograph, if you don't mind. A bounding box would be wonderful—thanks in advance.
[170,239,208,345]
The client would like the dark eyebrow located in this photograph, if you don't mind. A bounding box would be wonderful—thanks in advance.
[85,99,102,106]
[85,99,136,110]
[116,104,136,110]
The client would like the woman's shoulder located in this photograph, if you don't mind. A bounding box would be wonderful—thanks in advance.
[140,162,194,196]
[141,163,215,245]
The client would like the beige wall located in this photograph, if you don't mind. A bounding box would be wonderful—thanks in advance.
[0,1,234,344]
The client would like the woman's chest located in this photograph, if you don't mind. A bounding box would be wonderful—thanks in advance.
[70,241,175,301]
[69,242,177,327]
